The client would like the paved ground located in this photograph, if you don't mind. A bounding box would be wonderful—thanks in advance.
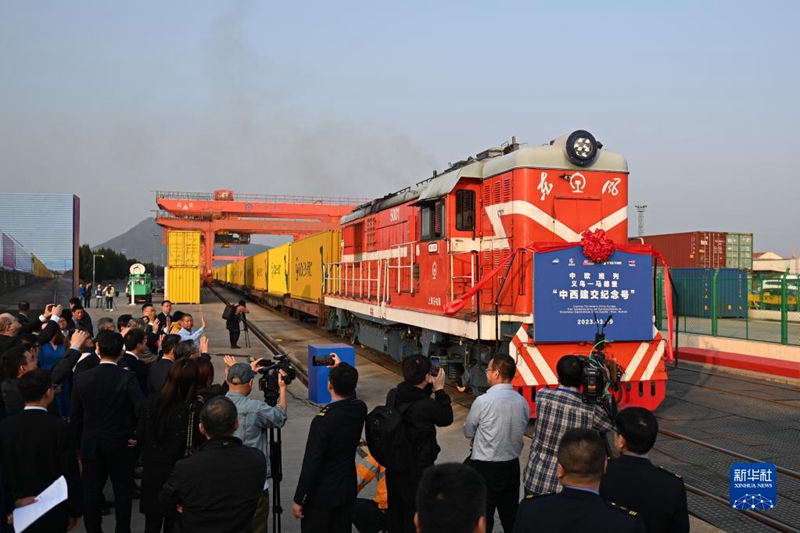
[60,287,722,532]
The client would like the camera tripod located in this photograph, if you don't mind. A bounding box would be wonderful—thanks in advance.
[243,316,251,348]
[269,427,284,533]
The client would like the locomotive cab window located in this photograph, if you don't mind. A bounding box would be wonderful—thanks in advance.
[455,189,475,231]
[420,200,444,241]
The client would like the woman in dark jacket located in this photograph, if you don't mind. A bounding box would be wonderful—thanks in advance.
[195,357,228,403]
[137,358,203,533]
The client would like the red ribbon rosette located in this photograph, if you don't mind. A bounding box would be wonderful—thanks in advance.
[581,229,615,263]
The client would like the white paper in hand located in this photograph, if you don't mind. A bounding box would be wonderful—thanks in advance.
[12,475,68,533]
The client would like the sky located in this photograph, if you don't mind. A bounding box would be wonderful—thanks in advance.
[1,1,798,254]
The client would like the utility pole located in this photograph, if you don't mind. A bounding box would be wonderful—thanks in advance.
[635,204,648,237]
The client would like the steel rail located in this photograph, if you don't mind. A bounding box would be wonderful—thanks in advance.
[673,365,800,394]
[208,286,309,386]
[667,377,800,410]
[659,429,800,480]
[683,482,800,533]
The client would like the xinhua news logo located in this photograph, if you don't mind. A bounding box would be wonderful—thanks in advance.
[729,462,777,511]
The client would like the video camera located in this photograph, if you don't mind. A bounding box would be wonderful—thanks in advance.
[256,354,297,406]
[577,314,622,419]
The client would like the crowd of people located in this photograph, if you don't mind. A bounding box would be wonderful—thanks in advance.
[0,291,689,533]
[76,283,118,311]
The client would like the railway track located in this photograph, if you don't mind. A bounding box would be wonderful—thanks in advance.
[208,286,310,387]
[656,428,800,532]
[667,376,800,410]
[672,363,800,391]
[665,363,800,415]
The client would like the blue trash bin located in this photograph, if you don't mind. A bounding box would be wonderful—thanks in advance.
[308,344,356,404]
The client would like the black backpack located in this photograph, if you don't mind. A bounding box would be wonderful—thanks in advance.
[365,388,415,471]
[221,304,236,321]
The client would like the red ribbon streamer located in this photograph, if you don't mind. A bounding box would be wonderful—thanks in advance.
[441,242,674,362]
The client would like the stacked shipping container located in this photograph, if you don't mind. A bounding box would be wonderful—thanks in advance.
[632,231,753,269]
[166,231,201,304]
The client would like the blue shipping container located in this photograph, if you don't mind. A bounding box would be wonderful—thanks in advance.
[670,268,747,318]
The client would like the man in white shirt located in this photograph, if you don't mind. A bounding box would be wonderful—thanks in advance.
[178,313,206,347]
[464,354,530,533]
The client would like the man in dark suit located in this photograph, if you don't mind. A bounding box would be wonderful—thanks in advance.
[71,306,94,337]
[0,312,22,354]
[600,407,690,533]
[71,330,145,533]
[160,396,266,533]
[0,369,81,532]
[15,300,31,333]
[293,360,367,532]
[155,300,173,334]
[514,428,644,533]
[147,334,181,393]
[119,328,151,396]
[1,347,39,417]
[74,318,116,376]
[414,463,486,533]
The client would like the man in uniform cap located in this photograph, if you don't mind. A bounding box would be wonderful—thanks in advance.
[600,407,689,533]
[514,428,644,533]
[293,357,367,532]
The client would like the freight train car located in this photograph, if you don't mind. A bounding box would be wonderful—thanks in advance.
[215,130,673,415]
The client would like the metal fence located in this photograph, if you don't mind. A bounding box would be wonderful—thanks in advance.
[655,269,800,346]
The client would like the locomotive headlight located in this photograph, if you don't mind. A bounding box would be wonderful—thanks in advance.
[565,130,598,167]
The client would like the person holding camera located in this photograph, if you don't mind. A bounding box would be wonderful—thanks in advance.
[385,354,453,533]
[522,355,615,497]
[226,300,249,349]
[225,361,287,533]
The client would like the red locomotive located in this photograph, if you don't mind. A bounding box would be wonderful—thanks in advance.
[324,130,672,414]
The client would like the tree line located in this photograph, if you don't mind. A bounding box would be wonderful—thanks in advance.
[78,244,164,282]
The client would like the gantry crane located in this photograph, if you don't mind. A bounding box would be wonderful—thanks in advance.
[155,190,369,282]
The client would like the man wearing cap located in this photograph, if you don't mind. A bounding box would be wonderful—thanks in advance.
[226,361,288,533]
[226,300,250,349]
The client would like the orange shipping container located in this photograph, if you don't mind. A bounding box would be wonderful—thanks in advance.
[633,232,727,269]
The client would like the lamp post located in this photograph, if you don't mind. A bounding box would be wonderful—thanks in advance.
[92,254,104,288]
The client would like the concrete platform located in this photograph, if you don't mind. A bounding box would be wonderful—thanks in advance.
[64,288,721,533]
[678,347,800,380]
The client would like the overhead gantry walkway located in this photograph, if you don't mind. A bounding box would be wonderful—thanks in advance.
[155,190,370,281]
